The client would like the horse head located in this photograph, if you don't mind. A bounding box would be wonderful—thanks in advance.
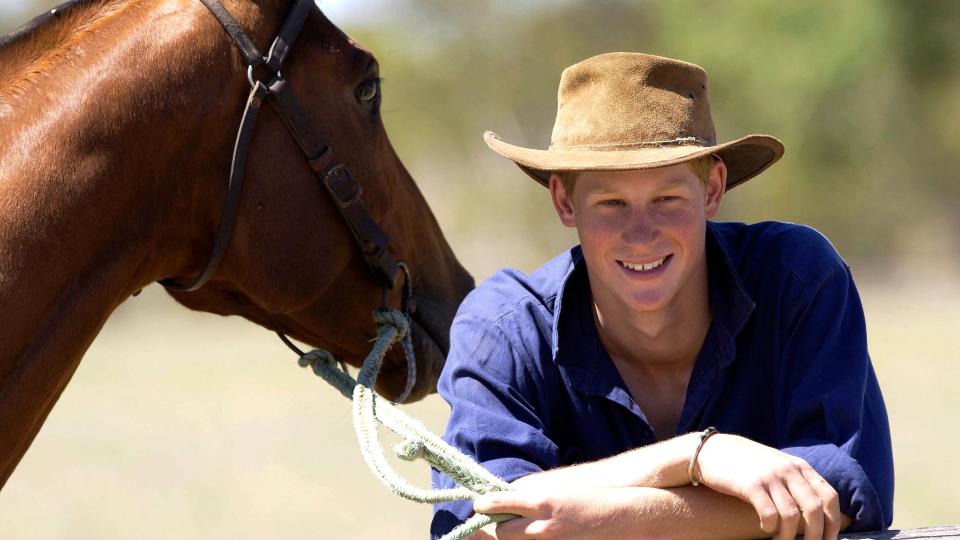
[0,0,472,487]
[160,0,475,401]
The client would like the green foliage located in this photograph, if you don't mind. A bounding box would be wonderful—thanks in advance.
[342,0,960,271]
[4,0,958,271]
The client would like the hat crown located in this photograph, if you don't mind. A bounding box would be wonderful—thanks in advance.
[551,52,717,150]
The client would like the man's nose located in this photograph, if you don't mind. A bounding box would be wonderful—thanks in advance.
[621,208,659,245]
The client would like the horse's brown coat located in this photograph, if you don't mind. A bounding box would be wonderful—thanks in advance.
[0,0,473,489]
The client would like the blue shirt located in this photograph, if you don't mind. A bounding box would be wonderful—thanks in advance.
[431,221,893,537]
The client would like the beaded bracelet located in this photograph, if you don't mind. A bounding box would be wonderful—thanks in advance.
[688,426,719,486]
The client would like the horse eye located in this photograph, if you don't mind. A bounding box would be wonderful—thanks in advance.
[357,79,380,103]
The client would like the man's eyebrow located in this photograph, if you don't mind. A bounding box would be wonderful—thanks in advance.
[661,176,694,188]
[584,175,693,196]
[583,186,626,198]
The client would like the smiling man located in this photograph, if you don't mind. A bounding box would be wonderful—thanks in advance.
[431,53,893,540]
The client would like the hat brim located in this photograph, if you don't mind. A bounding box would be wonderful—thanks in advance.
[484,131,784,191]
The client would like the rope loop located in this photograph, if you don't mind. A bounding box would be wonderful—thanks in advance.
[369,308,417,404]
[293,309,517,540]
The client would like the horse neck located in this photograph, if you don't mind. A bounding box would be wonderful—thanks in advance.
[0,0,275,487]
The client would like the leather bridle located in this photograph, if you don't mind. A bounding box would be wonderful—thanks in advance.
[162,0,412,317]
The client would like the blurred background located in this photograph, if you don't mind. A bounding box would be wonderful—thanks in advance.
[2,0,958,537]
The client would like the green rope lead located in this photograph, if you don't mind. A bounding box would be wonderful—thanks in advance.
[298,309,518,540]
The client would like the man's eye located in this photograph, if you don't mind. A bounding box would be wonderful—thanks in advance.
[655,196,679,203]
[600,199,625,207]
[357,78,380,103]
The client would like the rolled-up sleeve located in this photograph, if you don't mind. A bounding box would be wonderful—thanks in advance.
[777,264,894,531]
[430,314,558,538]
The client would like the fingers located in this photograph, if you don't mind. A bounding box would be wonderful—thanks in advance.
[473,491,536,516]
[768,482,801,540]
[801,465,842,540]
[492,516,538,540]
[743,481,780,534]
[784,467,824,540]
[474,492,546,540]
[764,461,838,540]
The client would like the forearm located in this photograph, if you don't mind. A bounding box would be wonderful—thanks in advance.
[625,486,853,539]
[628,486,773,540]
[470,486,766,540]
[474,481,853,540]
[473,486,779,540]
[513,432,700,491]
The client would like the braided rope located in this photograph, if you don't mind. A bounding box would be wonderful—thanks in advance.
[297,309,517,540]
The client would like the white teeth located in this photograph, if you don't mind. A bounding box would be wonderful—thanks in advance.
[620,256,666,272]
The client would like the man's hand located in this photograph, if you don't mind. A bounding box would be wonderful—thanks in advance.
[694,434,844,540]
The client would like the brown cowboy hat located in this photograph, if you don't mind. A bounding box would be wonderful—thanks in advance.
[484,52,784,190]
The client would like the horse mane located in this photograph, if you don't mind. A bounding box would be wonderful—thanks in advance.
[0,0,129,100]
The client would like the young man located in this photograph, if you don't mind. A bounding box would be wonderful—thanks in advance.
[431,53,893,540]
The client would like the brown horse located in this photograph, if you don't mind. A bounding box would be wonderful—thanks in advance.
[0,0,473,490]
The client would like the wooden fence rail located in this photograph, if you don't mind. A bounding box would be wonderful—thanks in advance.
[841,526,960,539]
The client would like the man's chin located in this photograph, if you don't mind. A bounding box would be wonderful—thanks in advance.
[621,283,677,313]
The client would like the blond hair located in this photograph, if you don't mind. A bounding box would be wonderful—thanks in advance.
[555,155,718,196]
[685,155,719,184]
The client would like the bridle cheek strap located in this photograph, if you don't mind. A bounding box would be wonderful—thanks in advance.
[268,77,401,288]
[198,0,262,66]
[161,81,269,292]
[264,0,312,72]
[163,0,401,294]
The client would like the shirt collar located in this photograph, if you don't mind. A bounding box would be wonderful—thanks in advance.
[705,221,756,340]
[549,246,584,360]
[552,221,756,363]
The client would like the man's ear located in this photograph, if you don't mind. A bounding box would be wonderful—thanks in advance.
[704,158,727,219]
[549,174,577,228]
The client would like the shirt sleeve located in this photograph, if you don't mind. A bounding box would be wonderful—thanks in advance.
[430,314,560,539]
[776,263,894,532]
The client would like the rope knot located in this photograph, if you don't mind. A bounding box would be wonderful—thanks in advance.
[394,440,426,461]
[298,349,342,374]
[373,309,410,339]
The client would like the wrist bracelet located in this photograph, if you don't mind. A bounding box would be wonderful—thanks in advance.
[688,426,719,486]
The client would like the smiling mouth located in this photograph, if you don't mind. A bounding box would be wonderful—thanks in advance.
[618,254,671,273]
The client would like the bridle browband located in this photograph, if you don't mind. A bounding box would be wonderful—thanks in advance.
[162,0,409,314]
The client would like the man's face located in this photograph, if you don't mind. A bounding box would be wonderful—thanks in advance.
[550,162,726,316]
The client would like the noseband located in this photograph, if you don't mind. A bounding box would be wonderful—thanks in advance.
[162,0,412,316]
